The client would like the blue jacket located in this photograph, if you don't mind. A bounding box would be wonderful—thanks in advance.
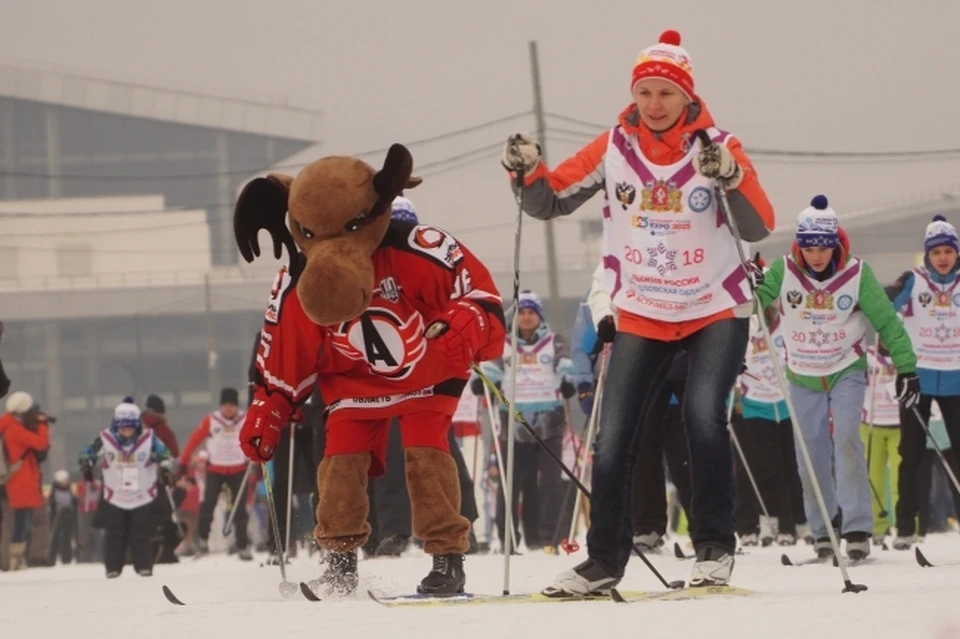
[892,265,960,397]
[570,292,600,390]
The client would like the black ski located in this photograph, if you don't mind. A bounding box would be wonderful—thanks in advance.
[914,547,960,567]
[300,582,322,602]
[780,553,831,566]
[162,585,186,606]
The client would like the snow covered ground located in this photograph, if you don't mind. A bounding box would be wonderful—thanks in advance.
[5,534,960,639]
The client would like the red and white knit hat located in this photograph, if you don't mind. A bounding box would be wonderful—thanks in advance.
[631,30,695,99]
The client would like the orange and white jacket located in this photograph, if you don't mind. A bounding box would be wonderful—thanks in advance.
[512,100,774,341]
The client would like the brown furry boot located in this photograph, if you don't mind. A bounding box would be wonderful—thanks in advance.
[405,446,470,594]
[311,453,371,596]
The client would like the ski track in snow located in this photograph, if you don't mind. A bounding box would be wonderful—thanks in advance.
[5,535,960,639]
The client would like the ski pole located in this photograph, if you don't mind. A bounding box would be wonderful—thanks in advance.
[701,130,866,594]
[473,363,685,590]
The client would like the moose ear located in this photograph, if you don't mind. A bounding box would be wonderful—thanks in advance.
[405,175,423,190]
[234,174,298,269]
[372,144,414,203]
[343,144,417,233]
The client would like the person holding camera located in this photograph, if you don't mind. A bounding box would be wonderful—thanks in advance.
[0,391,51,570]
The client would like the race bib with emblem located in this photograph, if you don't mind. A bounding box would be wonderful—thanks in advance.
[778,256,866,377]
[600,126,751,321]
[901,268,960,371]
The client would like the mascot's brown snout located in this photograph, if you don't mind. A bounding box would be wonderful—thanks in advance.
[233,144,422,326]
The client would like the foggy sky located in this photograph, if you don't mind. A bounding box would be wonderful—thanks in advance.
[3,0,959,277]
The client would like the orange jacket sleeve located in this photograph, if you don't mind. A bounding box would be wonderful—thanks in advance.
[508,132,609,220]
[725,137,775,241]
[179,415,211,467]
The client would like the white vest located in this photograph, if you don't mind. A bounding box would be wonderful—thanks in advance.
[452,386,479,423]
[501,334,560,405]
[207,410,246,466]
[779,256,866,377]
[100,429,157,510]
[863,347,900,426]
[600,127,751,321]
[741,318,786,405]
[901,268,960,371]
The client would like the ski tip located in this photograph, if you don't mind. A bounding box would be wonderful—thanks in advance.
[162,585,186,606]
[299,582,322,602]
[780,554,793,566]
[673,542,686,559]
[915,547,934,568]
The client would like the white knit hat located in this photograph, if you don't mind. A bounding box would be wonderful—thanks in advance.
[5,391,33,414]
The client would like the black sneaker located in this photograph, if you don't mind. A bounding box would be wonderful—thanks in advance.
[417,554,465,595]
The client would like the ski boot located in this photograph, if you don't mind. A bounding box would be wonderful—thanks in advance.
[776,532,797,546]
[237,547,254,562]
[739,532,759,547]
[892,535,913,551]
[417,553,466,595]
[690,543,734,587]
[543,557,622,597]
[759,516,779,547]
[797,523,815,545]
[843,532,871,561]
[813,537,834,560]
[631,531,664,553]
[308,550,359,597]
[137,569,153,577]
[375,534,410,557]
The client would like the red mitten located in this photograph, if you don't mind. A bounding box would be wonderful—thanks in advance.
[241,392,292,462]
[428,300,490,372]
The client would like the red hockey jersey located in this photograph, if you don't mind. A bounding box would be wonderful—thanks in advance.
[253,220,506,422]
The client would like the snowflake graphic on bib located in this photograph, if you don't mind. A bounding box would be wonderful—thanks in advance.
[645,243,677,276]
[808,329,831,347]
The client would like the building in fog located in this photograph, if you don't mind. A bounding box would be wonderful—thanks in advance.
[0,61,323,471]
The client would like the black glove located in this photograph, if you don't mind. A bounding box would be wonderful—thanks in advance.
[895,373,921,408]
[81,464,94,482]
[596,315,616,344]
[577,382,595,416]
[470,376,485,396]
[560,379,577,399]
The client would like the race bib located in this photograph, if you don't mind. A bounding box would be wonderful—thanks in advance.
[121,466,139,492]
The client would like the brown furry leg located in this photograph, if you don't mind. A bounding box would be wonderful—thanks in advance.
[405,447,470,554]
[313,453,372,553]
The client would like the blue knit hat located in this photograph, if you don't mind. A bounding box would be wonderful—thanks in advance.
[391,195,418,224]
[517,290,544,319]
[924,215,959,254]
[796,195,839,249]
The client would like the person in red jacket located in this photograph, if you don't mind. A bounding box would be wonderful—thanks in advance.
[179,388,251,560]
[142,394,179,458]
[0,391,51,570]
[234,149,505,597]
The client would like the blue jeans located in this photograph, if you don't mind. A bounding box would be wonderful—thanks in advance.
[586,318,748,573]
[789,370,871,538]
